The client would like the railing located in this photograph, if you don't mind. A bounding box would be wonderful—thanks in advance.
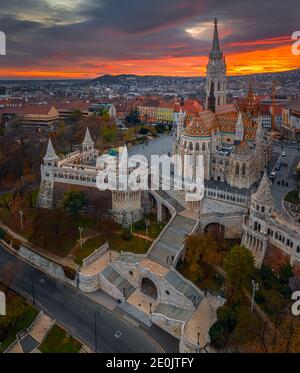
[82,241,109,268]
[204,187,250,207]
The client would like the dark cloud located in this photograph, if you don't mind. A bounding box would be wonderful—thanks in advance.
[0,0,298,74]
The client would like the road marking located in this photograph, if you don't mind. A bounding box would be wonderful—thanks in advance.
[114,330,122,339]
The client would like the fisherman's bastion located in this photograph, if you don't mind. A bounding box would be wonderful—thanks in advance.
[36,19,300,353]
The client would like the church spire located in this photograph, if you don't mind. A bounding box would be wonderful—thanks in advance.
[210,18,222,59]
[235,111,244,141]
[256,121,264,142]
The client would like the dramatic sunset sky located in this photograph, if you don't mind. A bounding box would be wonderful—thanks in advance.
[0,0,299,79]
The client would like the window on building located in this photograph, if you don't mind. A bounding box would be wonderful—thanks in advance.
[242,163,246,176]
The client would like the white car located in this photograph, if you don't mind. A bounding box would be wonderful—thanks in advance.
[270,171,276,179]
[281,151,287,157]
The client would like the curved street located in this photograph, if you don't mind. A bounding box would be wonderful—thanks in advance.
[0,244,179,353]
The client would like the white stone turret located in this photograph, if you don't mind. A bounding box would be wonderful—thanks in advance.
[44,138,58,164]
[251,170,274,215]
[82,127,94,152]
[235,111,244,141]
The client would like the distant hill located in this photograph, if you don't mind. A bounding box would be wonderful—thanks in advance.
[92,68,300,84]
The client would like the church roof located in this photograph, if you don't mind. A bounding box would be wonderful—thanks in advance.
[44,138,58,161]
[184,110,216,137]
[183,108,258,140]
[234,140,251,156]
[252,170,274,205]
[82,127,94,146]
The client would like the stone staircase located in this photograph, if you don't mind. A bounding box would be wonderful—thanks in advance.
[153,303,193,322]
[154,190,186,212]
[101,265,136,299]
[28,312,55,344]
[6,341,23,353]
[148,214,197,268]
[118,302,152,327]
[165,270,203,308]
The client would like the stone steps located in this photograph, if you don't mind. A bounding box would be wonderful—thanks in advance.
[101,265,135,299]
[148,214,197,268]
[28,312,54,344]
[118,302,152,327]
[6,341,23,353]
[154,303,193,322]
[165,270,202,308]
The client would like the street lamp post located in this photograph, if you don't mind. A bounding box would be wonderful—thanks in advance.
[251,280,259,313]
[197,330,200,353]
[30,269,35,306]
[149,302,152,314]
[19,210,24,231]
[78,226,84,250]
[94,308,100,353]
[145,219,150,241]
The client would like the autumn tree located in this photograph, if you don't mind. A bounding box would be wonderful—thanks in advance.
[223,245,255,302]
[63,190,88,215]
[184,234,221,282]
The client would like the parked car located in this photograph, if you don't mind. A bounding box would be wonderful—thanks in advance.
[281,151,287,157]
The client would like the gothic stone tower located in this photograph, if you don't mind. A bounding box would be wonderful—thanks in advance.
[205,18,227,109]
[37,138,58,209]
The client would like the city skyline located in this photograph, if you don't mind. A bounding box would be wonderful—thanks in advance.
[0,0,299,79]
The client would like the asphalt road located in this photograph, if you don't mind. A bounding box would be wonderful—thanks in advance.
[271,143,300,211]
[0,245,178,353]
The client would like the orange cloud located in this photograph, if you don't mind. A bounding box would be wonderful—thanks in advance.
[0,37,298,78]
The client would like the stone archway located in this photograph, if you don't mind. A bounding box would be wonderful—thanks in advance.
[204,222,225,239]
[141,277,158,300]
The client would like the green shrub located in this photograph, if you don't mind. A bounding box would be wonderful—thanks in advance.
[217,306,238,333]
[209,320,228,349]
[134,220,146,230]
[63,266,76,280]
[279,263,293,286]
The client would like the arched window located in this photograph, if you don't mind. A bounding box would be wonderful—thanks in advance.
[202,143,206,151]
[189,142,193,150]
[235,163,240,175]
[242,163,246,176]
[196,143,200,151]
[218,81,221,91]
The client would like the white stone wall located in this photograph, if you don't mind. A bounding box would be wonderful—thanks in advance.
[18,245,75,285]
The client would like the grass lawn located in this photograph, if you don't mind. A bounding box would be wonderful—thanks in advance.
[39,325,82,353]
[0,285,38,351]
[284,190,300,205]
[74,231,151,264]
[133,214,165,239]
[74,235,106,265]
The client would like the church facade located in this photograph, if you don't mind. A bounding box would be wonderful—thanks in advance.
[174,19,272,190]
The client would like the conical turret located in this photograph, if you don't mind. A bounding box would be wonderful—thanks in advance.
[252,170,274,207]
[44,138,58,162]
[82,127,94,151]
